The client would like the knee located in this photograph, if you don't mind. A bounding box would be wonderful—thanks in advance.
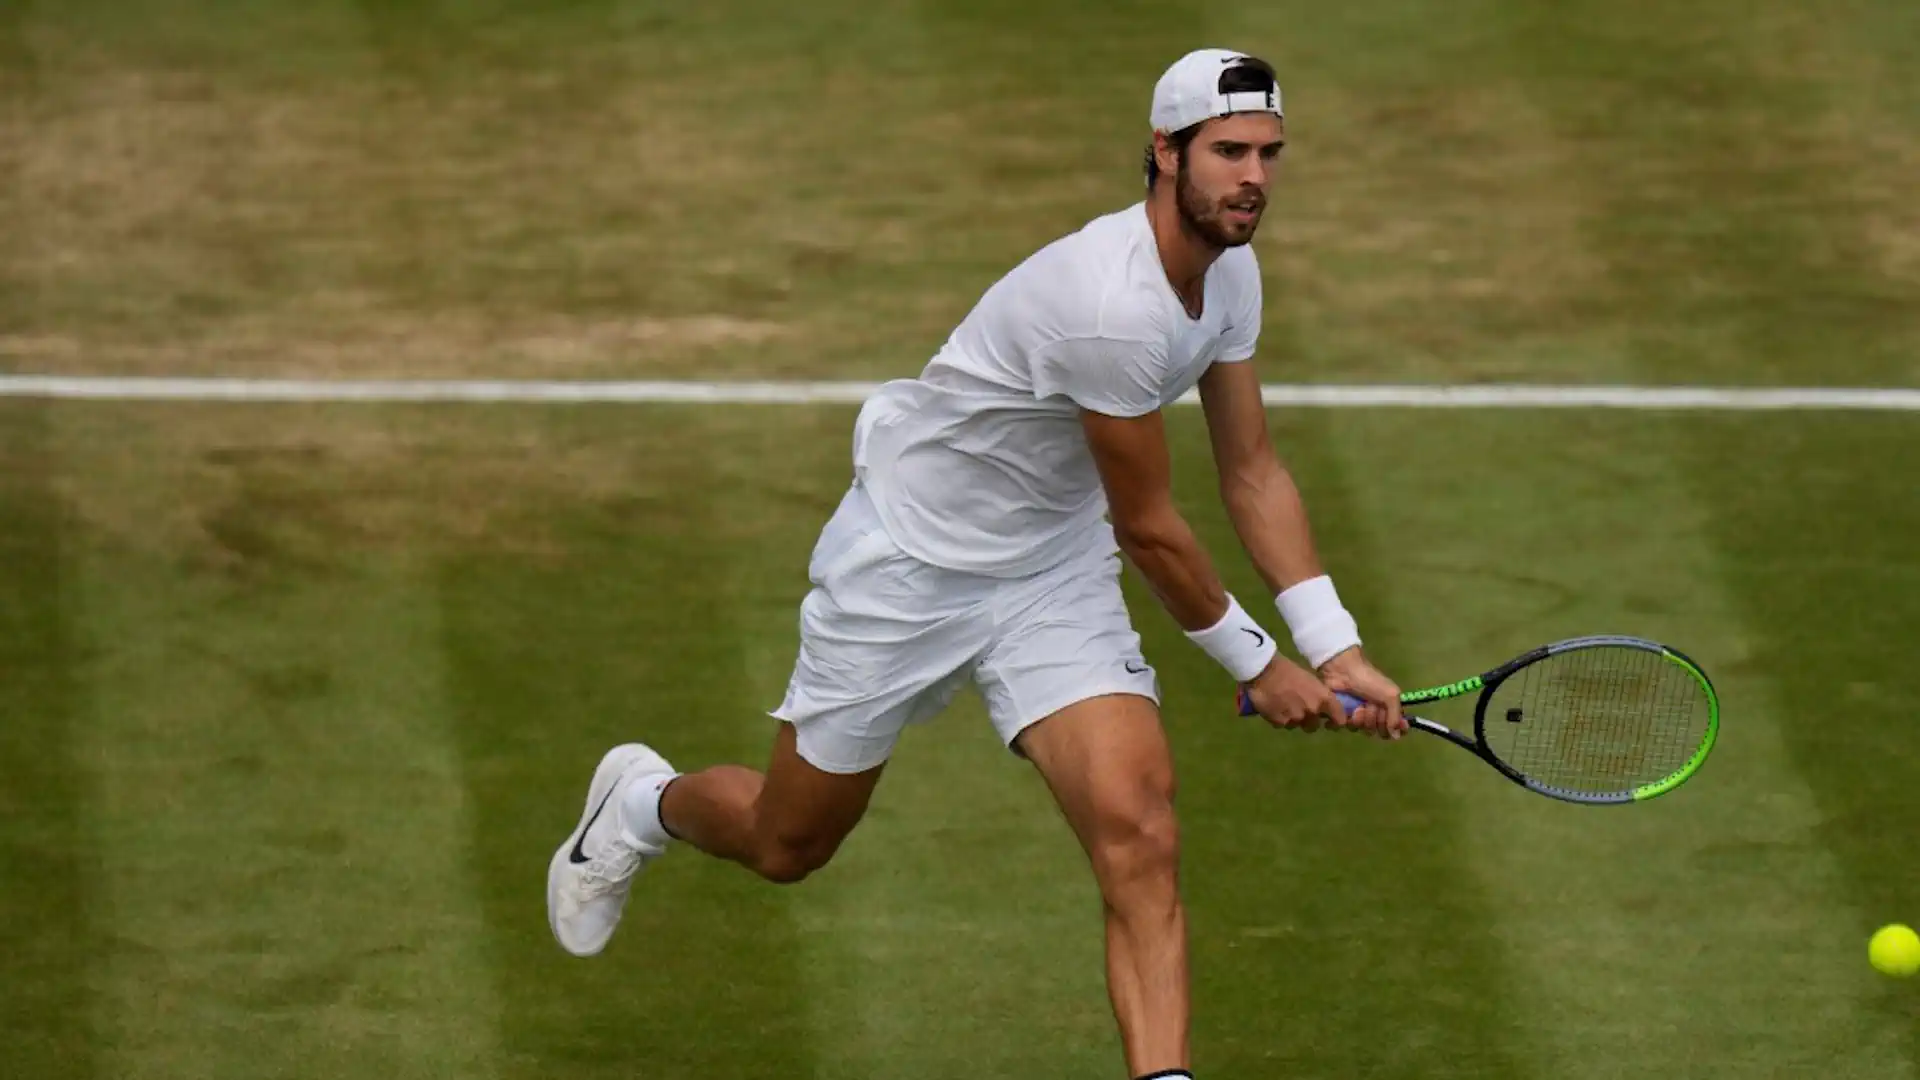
[753,835,840,885]
[1089,783,1181,900]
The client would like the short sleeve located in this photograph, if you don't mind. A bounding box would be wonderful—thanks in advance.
[1216,252,1263,363]
[1030,336,1177,418]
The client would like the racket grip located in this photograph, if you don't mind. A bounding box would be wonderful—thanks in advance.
[1237,688,1366,717]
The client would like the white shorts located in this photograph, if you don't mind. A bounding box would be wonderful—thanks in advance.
[769,482,1160,774]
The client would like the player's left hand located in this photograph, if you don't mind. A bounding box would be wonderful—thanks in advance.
[1318,648,1407,741]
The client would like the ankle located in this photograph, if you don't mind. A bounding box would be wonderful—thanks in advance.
[617,771,680,849]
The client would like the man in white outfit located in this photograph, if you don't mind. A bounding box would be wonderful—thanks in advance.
[547,47,1408,1080]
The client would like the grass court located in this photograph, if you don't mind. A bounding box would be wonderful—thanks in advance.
[2,1,1918,1077]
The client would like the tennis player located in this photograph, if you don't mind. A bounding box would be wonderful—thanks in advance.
[548,47,1408,1080]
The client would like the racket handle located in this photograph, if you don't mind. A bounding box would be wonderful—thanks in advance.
[1237,688,1366,717]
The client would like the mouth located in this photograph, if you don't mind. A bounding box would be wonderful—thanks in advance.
[1222,198,1264,224]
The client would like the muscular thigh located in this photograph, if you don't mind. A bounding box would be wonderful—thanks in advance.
[755,720,887,858]
[1013,694,1177,857]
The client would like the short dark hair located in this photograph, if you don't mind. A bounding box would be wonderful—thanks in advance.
[1143,124,1201,187]
[1142,54,1281,188]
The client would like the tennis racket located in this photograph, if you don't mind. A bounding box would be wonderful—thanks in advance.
[1236,634,1719,805]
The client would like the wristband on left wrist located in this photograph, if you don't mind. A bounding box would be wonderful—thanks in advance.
[1275,574,1361,668]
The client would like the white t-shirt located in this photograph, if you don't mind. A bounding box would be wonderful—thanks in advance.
[852,200,1262,578]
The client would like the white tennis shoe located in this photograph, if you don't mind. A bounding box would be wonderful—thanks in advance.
[547,742,676,957]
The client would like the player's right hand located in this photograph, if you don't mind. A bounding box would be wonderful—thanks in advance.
[1243,655,1346,733]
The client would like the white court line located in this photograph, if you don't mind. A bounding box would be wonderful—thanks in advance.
[1,374,1918,409]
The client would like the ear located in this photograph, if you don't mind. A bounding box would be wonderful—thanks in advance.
[1152,131,1183,179]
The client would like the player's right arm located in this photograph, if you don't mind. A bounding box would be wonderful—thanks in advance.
[1079,405,1346,732]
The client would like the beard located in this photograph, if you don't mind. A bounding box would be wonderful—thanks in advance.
[1174,163,1261,248]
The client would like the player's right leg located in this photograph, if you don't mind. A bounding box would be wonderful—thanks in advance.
[547,481,983,956]
[547,724,895,956]
[651,719,885,883]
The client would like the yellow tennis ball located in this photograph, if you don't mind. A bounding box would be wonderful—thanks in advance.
[1869,924,1920,977]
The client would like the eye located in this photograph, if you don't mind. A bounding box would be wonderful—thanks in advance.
[1261,144,1285,160]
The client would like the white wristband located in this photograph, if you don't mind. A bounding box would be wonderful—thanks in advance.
[1185,593,1279,683]
[1275,575,1362,668]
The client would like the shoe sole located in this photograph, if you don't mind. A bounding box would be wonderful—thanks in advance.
[547,742,669,957]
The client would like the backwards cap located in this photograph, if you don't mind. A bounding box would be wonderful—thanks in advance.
[1149,48,1283,134]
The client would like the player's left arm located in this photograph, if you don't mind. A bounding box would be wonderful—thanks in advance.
[1197,358,1406,737]
[1196,358,1321,596]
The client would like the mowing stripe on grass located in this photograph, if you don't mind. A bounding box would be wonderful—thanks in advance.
[655,401,1119,1076]
[738,580,1127,1075]
[58,433,501,1080]
[1166,404,1537,1080]
[1678,418,1920,1071]
[1516,0,1918,1069]
[1323,410,1908,1079]
[0,403,97,1080]
[1,374,1917,409]
[0,13,94,1077]
[433,406,820,1080]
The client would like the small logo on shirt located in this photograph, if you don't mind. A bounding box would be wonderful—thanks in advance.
[1125,660,1150,675]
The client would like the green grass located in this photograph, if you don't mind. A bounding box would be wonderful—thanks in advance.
[0,404,98,1080]
[5,0,1916,385]
[5,401,1916,1079]
[2,0,1919,1077]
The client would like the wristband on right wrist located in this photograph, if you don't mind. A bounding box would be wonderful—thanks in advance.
[1275,574,1362,668]
[1184,593,1279,683]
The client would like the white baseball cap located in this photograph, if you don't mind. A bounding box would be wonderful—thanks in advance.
[1149,48,1283,134]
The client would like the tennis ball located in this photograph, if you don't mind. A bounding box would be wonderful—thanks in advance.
[1868,924,1920,977]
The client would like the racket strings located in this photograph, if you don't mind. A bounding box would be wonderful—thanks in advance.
[1481,646,1709,795]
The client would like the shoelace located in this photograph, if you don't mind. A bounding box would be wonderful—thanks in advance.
[576,822,670,900]
[575,839,645,900]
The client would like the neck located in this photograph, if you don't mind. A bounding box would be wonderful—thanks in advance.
[1145,183,1224,316]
